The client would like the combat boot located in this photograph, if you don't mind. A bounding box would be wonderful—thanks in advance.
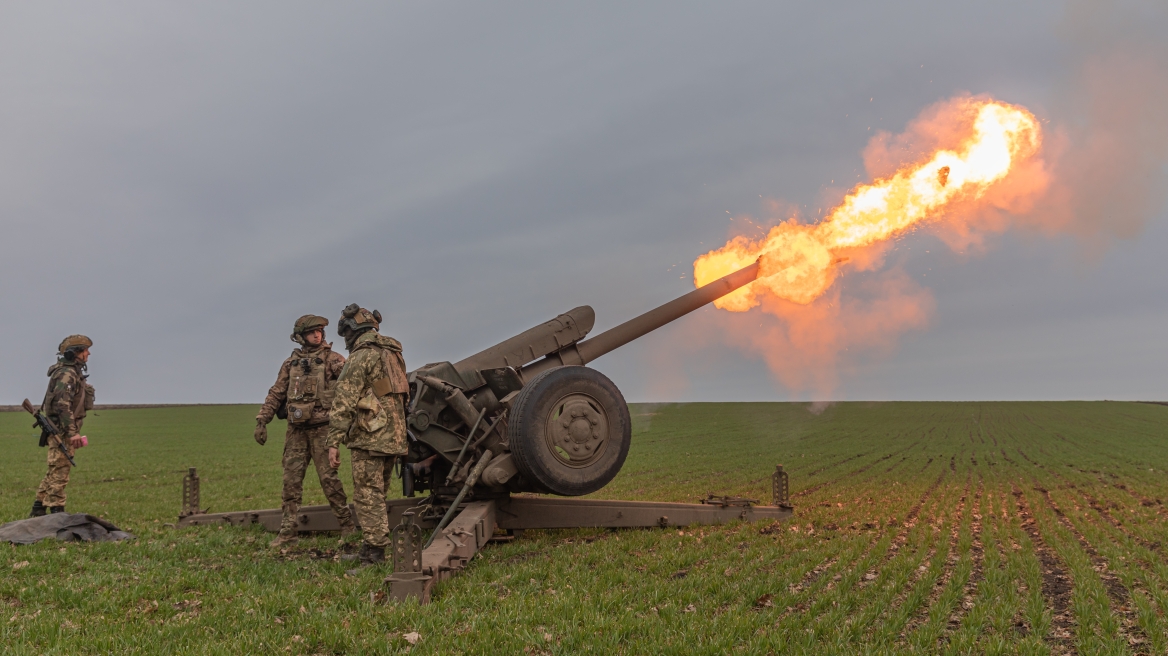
[359,542,385,566]
[338,520,358,539]
[343,542,385,575]
[269,530,298,548]
[49,506,66,514]
[29,500,46,518]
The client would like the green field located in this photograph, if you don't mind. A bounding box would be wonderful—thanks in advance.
[2,402,1168,654]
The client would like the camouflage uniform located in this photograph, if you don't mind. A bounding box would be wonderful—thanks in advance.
[327,329,410,552]
[35,352,94,510]
[258,341,356,538]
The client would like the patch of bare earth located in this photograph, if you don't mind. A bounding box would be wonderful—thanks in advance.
[1065,487,1155,653]
[1036,467,1151,652]
[1014,485,1076,655]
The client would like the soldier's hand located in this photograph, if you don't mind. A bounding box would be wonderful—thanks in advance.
[70,435,84,449]
[254,422,268,446]
[328,447,340,470]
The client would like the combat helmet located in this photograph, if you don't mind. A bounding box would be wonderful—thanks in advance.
[58,334,93,360]
[337,304,381,347]
[290,315,329,345]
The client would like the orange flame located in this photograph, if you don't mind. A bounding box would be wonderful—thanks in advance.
[694,98,1042,309]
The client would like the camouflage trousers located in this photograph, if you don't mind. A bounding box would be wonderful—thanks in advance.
[36,440,75,507]
[349,449,396,548]
[281,424,354,535]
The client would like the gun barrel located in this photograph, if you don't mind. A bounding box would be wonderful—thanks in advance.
[522,260,759,378]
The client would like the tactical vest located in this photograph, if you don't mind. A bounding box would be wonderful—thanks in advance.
[286,347,336,424]
[352,337,409,398]
[41,363,87,422]
[350,335,409,443]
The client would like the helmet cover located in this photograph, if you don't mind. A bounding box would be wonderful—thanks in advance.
[58,334,93,354]
[290,315,329,344]
[337,304,381,338]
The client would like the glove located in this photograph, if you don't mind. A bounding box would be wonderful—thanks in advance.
[254,422,268,446]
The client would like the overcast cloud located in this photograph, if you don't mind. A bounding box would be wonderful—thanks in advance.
[1,1,1166,404]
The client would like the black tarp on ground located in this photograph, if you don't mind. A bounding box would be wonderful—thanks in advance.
[0,513,135,544]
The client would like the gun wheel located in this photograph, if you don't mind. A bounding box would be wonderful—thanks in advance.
[509,366,631,496]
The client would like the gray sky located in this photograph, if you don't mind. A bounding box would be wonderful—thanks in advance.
[2,1,1166,404]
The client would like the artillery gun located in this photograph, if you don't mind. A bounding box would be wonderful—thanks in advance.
[405,260,761,498]
[179,261,793,602]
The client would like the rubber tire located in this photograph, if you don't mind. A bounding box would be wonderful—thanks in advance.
[508,366,631,496]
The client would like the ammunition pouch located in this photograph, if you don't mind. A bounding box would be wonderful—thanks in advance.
[287,401,315,425]
[275,400,288,421]
[356,391,389,433]
[84,384,95,411]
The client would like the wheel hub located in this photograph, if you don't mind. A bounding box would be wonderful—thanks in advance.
[546,394,609,468]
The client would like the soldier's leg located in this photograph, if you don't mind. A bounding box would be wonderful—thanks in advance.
[306,426,355,532]
[38,445,73,511]
[35,447,54,503]
[33,451,55,516]
[350,449,391,556]
[277,428,311,541]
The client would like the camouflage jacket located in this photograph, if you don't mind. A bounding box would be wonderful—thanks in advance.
[40,360,93,439]
[326,331,409,455]
[257,343,345,426]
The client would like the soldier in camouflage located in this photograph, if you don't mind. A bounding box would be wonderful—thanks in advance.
[326,304,409,567]
[31,335,96,517]
[256,315,356,547]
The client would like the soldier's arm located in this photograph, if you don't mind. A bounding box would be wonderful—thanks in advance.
[48,372,79,438]
[257,359,291,425]
[326,355,366,450]
[326,351,346,382]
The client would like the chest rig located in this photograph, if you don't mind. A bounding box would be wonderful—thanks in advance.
[286,347,336,424]
[41,363,90,420]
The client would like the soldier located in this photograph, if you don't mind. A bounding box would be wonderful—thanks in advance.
[256,315,356,547]
[326,304,409,567]
[31,335,96,517]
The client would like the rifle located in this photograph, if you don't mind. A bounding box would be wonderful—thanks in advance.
[21,399,76,467]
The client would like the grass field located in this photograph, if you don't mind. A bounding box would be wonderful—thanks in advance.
[2,401,1168,654]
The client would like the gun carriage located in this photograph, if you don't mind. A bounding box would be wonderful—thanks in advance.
[180,261,793,602]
